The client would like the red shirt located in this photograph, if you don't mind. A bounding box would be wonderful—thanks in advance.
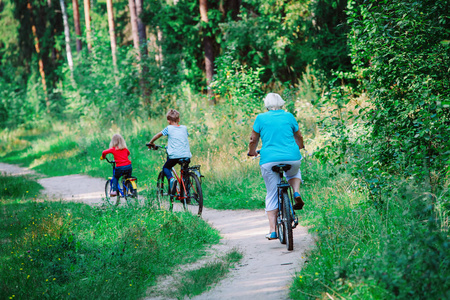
[102,148,131,167]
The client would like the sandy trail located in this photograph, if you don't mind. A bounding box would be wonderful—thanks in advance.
[1,163,314,299]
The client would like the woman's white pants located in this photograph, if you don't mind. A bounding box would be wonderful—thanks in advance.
[260,159,302,212]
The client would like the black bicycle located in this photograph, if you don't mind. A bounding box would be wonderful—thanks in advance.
[271,164,299,251]
[147,144,204,216]
[103,156,138,206]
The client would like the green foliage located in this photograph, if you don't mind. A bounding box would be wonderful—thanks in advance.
[348,0,450,187]
[210,49,265,116]
[0,194,220,299]
[289,162,450,300]
[305,0,352,79]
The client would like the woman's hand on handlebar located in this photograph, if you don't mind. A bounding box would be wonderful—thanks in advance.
[247,150,260,157]
[146,142,156,150]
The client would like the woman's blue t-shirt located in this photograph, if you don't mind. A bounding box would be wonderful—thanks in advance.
[253,110,301,165]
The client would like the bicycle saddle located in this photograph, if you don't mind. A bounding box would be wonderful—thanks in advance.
[178,158,191,164]
[272,164,291,173]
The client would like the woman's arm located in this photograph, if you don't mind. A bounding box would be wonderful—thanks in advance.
[294,130,305,150]
[248,130,260,156]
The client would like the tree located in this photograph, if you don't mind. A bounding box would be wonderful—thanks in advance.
[135,0,146,56]
[83,0,92,52]
[27,0,49,109]
[199,0,214,102]
[128,0,140,60]
[106,0,117,67]
[72,0,82,52]
[59,0,74,73]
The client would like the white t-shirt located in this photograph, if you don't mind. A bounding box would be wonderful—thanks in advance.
[161,125,192,159]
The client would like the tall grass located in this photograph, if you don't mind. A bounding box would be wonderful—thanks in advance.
[0,181,220,299]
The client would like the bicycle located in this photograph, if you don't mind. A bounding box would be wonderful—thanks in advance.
[252,151,299,251]
[103,156,138,206]
[147,144,204,216]
[272,163,299,251]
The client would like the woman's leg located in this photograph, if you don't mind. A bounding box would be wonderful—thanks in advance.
[267,209,278,233]
[260,163,280,234]
[288,178,301,194]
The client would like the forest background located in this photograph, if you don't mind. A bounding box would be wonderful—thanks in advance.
[1,0,450,299]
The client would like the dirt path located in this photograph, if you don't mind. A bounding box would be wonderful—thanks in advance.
[1,163,314,299]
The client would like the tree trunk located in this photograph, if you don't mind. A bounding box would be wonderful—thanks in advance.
[128,0,140,60]
[135,0,147,56]
[106,0,117,68]
[83,0,92,52]
[73,0,82,52]
[59,0,74,73]
[27,1,50,111]
[199,0,214,103]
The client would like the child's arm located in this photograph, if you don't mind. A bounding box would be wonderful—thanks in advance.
[100,148,112,160]
[148,132,163,148]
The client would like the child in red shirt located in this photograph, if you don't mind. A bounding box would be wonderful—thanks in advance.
[100,134,132,197]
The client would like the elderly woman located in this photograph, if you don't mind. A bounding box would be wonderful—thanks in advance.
[248,93,305,240]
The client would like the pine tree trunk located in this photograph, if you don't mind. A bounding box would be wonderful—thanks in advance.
[199,0,215,103]
[128,0,140,60]
[106,0,117,68]
[83,0,92,52]
[135,0,147,56]
[27,1,50,111]
[73,0,82,52]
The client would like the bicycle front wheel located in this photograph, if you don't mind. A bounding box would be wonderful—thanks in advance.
[282,191,294,251]
[156,172,172,211]
[105,180,119,206]
[184,173,203,217]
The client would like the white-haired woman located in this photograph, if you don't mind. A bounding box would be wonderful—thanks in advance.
[248,93,305,240]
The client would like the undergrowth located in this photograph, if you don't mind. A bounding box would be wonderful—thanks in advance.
[0,184,220,299]
[290,163,450,299]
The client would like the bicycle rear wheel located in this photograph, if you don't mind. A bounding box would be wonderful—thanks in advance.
[156,172,172,211]
[282,191,294,251]
[124,181,138,205]
[277,214,286,245]
[105,180,119,206]
[184,173,203,216]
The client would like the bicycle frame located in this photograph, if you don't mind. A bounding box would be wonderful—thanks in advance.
[171,167,189,201]
[105,157,135,197]
[277,181,297,227]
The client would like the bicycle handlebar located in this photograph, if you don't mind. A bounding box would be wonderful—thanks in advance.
[104,156,114,164]
[146,143,166,151]
[247,150,261,157]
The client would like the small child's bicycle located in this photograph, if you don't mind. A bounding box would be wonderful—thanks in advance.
[103,156,138,206]
[147,144,204,216]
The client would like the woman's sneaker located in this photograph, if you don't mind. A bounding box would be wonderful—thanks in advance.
[293,192,304,210]
[265,232,277,240]
[110,191,117,197]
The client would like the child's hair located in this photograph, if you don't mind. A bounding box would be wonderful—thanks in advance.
[166,109,180,122]
[109,134,127,150]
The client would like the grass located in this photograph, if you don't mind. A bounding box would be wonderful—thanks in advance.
[0,175,221,299]
[0,174,42,200]
[168,250,243,299]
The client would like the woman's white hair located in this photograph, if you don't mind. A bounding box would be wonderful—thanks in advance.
[264,93,285,110]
